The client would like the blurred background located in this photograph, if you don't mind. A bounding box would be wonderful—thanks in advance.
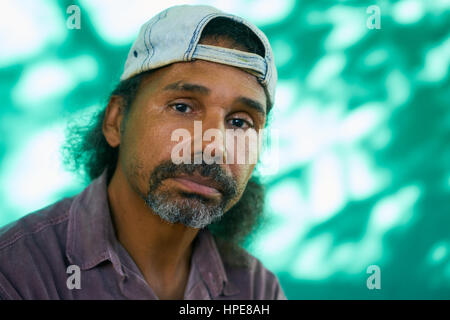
[0,0,449,299]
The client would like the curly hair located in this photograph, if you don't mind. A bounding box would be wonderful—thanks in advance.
[62,17,271,267]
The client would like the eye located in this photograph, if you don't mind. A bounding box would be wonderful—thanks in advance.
[171,103,192,113]
[228,118,254,129]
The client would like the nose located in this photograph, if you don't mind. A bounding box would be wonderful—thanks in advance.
[193,115,226,164]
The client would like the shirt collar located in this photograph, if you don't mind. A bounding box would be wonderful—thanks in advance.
[65,169,240,298]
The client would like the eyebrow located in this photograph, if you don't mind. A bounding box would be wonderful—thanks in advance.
[163,81,210,95]
[163,81,266,117]
[235,96,266,117]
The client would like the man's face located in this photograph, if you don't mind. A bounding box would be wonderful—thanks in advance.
[117,59,267,228]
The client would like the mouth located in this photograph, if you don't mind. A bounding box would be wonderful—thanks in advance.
[169,175,223,199]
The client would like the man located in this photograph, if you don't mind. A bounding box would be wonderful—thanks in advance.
[0,5,285,300]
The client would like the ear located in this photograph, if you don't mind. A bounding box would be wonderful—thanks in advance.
[102,96,126,148]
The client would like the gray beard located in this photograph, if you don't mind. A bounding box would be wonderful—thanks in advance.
[144,191,225,229]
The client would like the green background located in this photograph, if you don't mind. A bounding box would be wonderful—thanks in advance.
[0,0,449,299]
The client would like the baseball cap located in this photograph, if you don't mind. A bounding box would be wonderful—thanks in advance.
[120,4,277,107]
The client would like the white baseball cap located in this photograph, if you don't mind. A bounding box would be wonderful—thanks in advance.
[120,4,277,107]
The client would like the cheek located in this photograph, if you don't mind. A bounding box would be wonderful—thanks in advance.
[127,121,184,166]
[225,129,262,167]
[223,163,255,212]
[119,113,184,187]
[229,163,255,193]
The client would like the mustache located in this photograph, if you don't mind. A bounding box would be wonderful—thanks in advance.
[148,160,238,200]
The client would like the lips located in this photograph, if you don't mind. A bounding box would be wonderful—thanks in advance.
[171,174,222,198]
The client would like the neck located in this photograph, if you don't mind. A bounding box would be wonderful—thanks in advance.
[106,165,199,283]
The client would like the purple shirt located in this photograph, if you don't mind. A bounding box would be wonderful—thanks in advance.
[0,171,286,300]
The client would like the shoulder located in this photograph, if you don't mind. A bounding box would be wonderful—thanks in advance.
[215,240,286,300]
[0,197,73,252]
[0,198,74,299]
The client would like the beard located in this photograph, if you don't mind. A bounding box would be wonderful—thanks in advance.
[140,160,238,229]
